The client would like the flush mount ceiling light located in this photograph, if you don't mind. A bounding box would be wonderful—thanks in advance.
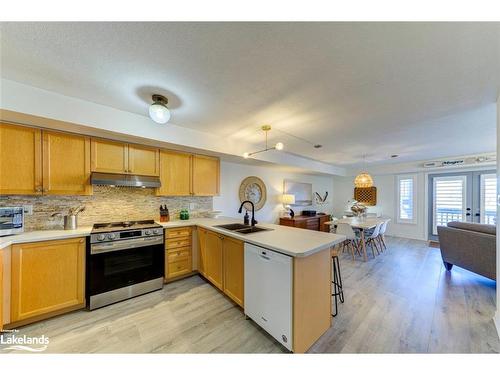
[354,154,374,188]
[243,125,284,159]
[149,94,171,124]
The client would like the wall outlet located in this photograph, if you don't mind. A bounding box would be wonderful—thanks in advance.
[189,202,196,210]
[23,205,33,215]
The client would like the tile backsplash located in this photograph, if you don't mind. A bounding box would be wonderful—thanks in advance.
[0,186,213,231]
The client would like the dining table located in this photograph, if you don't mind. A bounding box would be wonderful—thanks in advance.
[324,216,391,261]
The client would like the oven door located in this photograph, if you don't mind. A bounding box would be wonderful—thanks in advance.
[87,236,164,297]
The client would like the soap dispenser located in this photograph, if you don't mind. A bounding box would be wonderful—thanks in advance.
[243,210,250,225]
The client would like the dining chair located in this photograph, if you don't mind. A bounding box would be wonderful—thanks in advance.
[335,223,360,260]
[377,220,389,250]
[365,222,383,257]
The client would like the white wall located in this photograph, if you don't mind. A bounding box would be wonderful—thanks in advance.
[333,165,497,241]
[214,161,334,224]
[495,96,500,336]
[332,173,427,240]
[1,79,345,176]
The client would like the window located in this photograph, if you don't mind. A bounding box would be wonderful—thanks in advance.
[480,173,497,225]
[397,174,417,224]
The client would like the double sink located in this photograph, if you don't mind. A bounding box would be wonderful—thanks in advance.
[214,223,273,235]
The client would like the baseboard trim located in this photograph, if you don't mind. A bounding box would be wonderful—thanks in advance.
[494,312,500,339]
[428,240,440,248]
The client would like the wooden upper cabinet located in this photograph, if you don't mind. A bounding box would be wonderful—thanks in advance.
[192,154,220,196]
[204,230,224,290]
[91,138,128,174]
[0,123,42,195]
[157,150,192,196]
[42,131,92,195]
[11,238,85,323]
[128,144,160,176]
[91,139,159,176]
[223,236,244,307]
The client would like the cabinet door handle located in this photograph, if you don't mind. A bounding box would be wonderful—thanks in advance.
[35,186,42,192]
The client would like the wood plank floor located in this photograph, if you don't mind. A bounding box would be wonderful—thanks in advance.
[1,237,498,353]
[310,236,499,353]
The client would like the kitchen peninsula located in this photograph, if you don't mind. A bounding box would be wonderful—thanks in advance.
[0,217,345,353]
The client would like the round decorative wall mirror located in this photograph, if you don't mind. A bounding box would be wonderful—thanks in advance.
[239,176,267,211]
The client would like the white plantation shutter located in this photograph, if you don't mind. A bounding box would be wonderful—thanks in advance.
[480,174,497,225]
[432,176,466,235]
[397,175,416,224]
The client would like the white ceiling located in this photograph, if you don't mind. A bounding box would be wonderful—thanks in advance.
[1,22,499,167]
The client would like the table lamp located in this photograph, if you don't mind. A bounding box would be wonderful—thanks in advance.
[282,194,296,218]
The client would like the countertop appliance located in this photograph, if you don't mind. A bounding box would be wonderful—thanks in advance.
[244,243,292,351]
[0,206,24,236]
[86,219,164,310]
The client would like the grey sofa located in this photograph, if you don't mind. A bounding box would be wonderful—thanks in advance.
[437,221,496,280]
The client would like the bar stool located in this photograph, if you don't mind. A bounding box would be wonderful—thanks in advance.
[331,247,344,317]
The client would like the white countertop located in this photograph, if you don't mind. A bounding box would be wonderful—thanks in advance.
[160,217,345,257]
[0,218,345,257]
[0,226,93,250]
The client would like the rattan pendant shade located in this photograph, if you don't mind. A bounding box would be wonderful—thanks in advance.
[354,172,374,188]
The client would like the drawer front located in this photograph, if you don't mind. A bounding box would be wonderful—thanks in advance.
[166,237,191,249]
[306,218,319,230]
[167,247,191,261]
[166,227,192,239]
[167,257,192,278]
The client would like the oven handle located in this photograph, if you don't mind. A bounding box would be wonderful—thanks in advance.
[90,236,164,255]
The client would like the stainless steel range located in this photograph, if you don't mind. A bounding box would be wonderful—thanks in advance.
[86,220,164,310]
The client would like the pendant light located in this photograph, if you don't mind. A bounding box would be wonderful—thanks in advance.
[243,125,284,159]
[149,94,171,124]
[354,155,373,188]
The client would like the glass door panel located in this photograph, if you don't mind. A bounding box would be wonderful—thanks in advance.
[428,170,496,240]
[480,173,497,224]
[432,175,467,236]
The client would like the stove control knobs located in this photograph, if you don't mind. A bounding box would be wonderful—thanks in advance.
[145,229,152,236]
[107,233,116,240]
[153,229,161,235]
[97,234,106,241]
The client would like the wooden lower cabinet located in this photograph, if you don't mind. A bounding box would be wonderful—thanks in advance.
[198,228,244,306]
[204,230,224,290]
[222,236,244,307]
[10,238,85,324]
[165,227,193,281]
[0,249,3,332]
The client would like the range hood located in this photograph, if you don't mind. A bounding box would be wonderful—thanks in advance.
[91,172,161,188]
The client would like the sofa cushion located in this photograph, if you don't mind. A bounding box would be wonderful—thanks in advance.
[446,221,496,236]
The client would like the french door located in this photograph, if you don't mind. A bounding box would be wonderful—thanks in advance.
[428,170,496,240]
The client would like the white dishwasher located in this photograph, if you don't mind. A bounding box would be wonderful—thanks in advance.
[244,243,292,351]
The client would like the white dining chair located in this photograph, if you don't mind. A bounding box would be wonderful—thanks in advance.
[335,223,360,260]
[329,218,339,233]
[365,222,383,257]
[365,213,377,218]
[377,220,389,250]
